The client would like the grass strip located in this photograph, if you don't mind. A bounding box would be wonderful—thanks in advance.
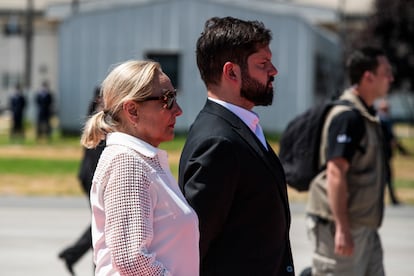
[0,157,80,175]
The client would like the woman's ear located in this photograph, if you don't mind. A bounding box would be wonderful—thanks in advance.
[123,101,139,122]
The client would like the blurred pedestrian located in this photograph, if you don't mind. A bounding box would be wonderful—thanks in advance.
[306,46,393,275]
[82,60,199,275]
[9,83,26,140]
[377,98,409,205]
[35,80,53,141]
[58,86,105,275]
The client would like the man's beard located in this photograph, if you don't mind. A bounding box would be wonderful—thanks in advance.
[240,70,274,106]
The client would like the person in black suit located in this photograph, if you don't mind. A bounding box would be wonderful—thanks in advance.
[58,86,105,275]
[35,80,53,141]
[377,98,409,205]
[179,16,295,275]
[9,83,26,140]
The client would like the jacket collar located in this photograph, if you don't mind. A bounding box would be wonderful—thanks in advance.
[203,100,291,220]
[203,100,278,176]
[341,88,380,123]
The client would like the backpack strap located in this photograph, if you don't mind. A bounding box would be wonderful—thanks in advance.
[318,101,355,168]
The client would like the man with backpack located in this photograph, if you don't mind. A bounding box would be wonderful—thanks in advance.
[305,47,393,275]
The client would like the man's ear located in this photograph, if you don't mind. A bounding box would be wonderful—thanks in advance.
[223,62,240,82]
[364,71,375,83]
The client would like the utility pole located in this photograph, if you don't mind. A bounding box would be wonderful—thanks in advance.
[337,0,347,89]
[24,0,34,90]
[72,0,79,14]
[338,0,347,55]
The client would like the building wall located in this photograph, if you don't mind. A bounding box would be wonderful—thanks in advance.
[0,26,25,111]
[57,0,341,133]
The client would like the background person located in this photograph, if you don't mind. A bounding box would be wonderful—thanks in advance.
[377,98,410,206]
[178,16,294,275]
[35,80,53,141]
[306,46,394,275]
[81,60,199,275]
[9,83,26,140]
[58,86,105,275]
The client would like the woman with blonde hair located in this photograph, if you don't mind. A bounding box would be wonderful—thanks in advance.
[82,60,199,275]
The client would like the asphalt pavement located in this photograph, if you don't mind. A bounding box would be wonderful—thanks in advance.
[1,196,413,276]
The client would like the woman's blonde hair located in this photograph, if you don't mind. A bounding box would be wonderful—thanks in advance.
[81,60,161,148]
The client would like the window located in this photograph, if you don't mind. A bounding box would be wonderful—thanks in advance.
[146,53,180,89]
[2,72,23,90]
[314,53,342,102]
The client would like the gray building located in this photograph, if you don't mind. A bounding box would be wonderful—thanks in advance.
[48,0,342,134]
[0,9,59,117]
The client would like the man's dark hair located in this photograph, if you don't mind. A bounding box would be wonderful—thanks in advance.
[196,16,272,87]
[346,46,386,85]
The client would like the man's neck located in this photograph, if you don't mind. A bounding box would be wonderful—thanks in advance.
[207,90,254,110]
[351,86,375,107]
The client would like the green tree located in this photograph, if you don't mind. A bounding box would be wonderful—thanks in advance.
[352,0,414,123]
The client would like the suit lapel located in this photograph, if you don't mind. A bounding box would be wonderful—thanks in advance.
[232,116,291,217]
[203,101,290,209]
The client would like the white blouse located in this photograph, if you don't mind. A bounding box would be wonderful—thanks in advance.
[90,132,199,276]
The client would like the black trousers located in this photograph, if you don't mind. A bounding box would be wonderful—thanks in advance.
[63,225,92,263]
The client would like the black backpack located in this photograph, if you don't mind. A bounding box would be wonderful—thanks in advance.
[279,99,353,192]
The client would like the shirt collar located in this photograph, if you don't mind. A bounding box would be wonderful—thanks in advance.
[106,132,164,158]
[208,97,260,133]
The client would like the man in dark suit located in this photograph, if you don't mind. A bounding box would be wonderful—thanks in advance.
[179,16,295,275]
[9,83,26,140]
[35,80,54,141]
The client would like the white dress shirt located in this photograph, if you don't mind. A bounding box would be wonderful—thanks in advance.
[208,97,268,149]
[90,132,199,275]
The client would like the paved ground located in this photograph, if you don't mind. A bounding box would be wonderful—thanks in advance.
[1,196,413,276]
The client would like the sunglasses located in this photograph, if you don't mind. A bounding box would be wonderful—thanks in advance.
[141,89,177,110]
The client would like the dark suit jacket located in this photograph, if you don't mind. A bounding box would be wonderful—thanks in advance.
[179,100,294,275]
[78,141,105,196]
